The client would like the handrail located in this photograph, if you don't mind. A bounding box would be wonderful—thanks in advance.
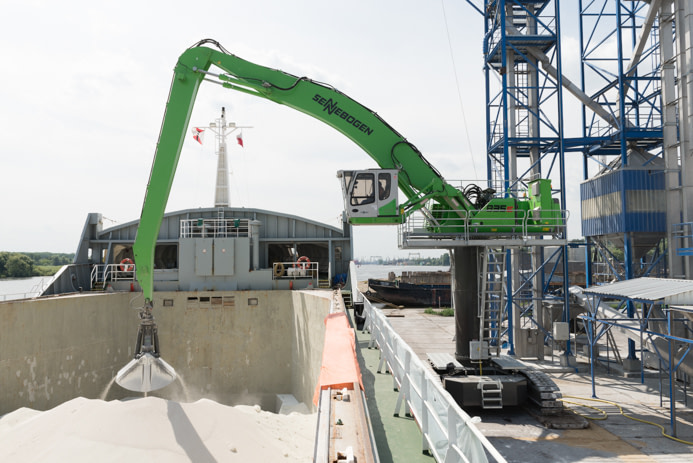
[673,222,693,256]
[90,263,137,288]
[359,288,506,463]
[180,217,251,238]
[400,208,569,242]
[272,261,319,280]
[0,289,44,302]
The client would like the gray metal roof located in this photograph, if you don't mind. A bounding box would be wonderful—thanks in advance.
[669,305,693,314]
[583,277,693,305]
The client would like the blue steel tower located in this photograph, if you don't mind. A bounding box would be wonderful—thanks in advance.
[579,0,667,285]
[483,0,569,359]
[473,0,693,361]
[577,0,678,369]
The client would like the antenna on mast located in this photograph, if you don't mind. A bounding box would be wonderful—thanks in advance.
[197,107,252,207]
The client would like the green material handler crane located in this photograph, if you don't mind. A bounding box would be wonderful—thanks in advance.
[116,40,563,392]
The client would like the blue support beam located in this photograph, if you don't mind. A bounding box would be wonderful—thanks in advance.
[484,0,568,357]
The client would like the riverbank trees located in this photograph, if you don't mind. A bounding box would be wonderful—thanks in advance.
[0,252,74,278]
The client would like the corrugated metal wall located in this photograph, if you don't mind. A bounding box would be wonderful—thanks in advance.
[581,169,665,236]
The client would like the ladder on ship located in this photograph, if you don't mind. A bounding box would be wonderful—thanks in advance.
[478,247,506,357]
[478,378,503,409]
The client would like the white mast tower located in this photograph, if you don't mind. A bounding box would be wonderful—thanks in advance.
[197,107,251,207]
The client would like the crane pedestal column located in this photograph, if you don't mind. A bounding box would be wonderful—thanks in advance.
[442,246,557,411]
[452,246,481,362]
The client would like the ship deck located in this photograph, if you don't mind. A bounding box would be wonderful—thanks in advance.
[353,312,436,463]
[353,307,693,462]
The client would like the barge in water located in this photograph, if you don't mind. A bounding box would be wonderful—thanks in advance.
[366,270,451,307]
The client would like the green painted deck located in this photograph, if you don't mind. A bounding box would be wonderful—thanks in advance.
[352,309,435,463]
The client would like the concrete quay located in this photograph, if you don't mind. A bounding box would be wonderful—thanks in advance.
[358,306,693,462]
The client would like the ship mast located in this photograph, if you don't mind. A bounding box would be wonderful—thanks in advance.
[214,108,230,207]
[200,107,251,207]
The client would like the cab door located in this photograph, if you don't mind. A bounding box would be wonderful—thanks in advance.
[338,169,399,223]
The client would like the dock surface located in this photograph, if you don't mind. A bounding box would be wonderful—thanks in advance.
[356,307,693,462]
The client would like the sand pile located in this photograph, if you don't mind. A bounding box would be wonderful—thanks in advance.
[0,396,317,462]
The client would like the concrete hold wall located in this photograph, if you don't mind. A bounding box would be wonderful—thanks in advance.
[0,290,331,415]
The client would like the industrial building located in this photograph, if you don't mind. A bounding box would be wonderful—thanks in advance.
[444,0,693,443]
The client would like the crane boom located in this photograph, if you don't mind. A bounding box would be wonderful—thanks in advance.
[135,39,562,302]
[134,39,479,301]
[118,40,563,392]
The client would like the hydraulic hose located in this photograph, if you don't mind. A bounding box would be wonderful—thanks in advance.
[560,395,693,446]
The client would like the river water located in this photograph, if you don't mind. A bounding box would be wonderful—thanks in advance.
[0,265,448,301]
[0,276,51,301]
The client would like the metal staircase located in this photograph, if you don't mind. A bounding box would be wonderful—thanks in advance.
[479,247,506,357]
[478,378,503,409]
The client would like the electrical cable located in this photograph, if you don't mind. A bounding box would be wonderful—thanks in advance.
[191,38,454,205]
[190,38,477,215]
[559,397,608,421]
[559,395,693,445]
[440,0,478,180]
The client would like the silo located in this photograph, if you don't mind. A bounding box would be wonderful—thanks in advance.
[580,150,666,267]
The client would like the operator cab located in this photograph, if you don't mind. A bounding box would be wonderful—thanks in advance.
[337,169,401,224]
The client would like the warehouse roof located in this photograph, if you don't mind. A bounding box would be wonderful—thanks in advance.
[583,277,693,305]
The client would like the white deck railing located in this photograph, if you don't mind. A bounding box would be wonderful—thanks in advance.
[180,217,251,238]
[272,261,319,280]
[90,263,136,288]
[359,291,507,463]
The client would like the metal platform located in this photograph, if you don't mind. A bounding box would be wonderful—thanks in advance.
[428,352,470,374]
[492,355,529,371]
[400,233,568,249]
[398,211,569,249]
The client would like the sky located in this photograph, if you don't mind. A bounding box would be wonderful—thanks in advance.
[0,0,585,260]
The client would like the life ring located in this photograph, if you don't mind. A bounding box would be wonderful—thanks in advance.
[119,258,135,272]
[273,262,285,277]
[295,256,311,270]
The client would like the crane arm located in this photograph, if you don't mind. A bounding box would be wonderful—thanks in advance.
[121,40,561,394]
[195,41,468,205]
[133,40,472,302]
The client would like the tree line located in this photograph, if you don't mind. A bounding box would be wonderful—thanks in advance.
[0,252,74,278]
[357,253,450,266]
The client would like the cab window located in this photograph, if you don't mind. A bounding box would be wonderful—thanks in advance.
[378,173,391,200]
[351,173,375,206]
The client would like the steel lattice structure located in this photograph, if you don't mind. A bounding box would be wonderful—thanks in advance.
[482,0,569,358]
